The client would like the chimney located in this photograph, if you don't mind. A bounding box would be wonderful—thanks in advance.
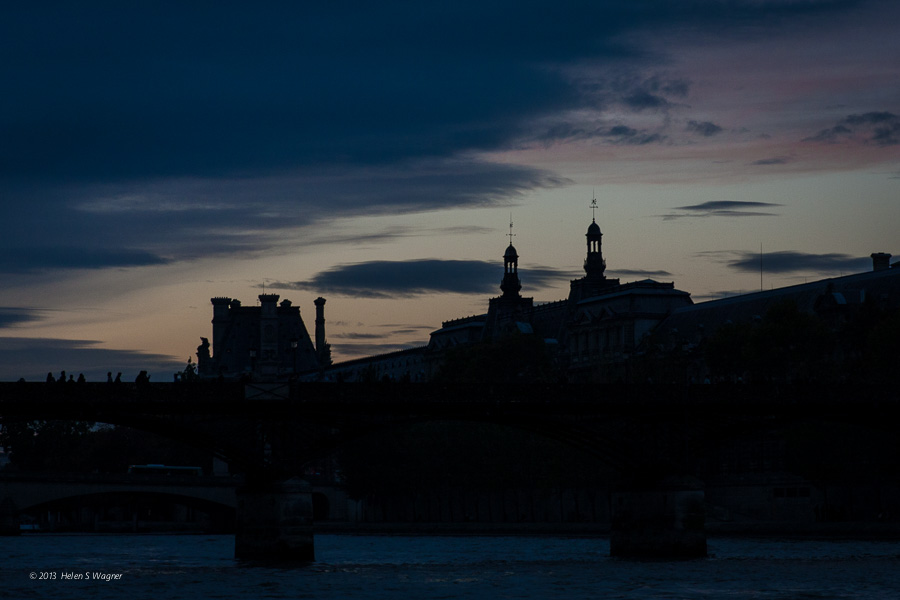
[871,252,891,272]
[314,297,327,355]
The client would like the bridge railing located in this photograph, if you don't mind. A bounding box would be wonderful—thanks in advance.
[1,380,896,415]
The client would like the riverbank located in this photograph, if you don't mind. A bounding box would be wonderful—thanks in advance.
[314,521,610,537]
[707,520,900,539]
[312,520,900,539]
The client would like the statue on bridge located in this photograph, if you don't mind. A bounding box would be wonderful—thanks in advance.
[197,337,211,374]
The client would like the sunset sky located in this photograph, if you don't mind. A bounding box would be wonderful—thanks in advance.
[1,1,898,381]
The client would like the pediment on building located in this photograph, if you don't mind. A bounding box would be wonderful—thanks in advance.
[575,307,616,325]
[573,310,594,325]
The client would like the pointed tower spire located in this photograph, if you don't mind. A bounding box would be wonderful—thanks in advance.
[584,192,606,280]
[501,217,522,298]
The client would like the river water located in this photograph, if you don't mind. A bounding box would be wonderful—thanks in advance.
[3,534,898,599]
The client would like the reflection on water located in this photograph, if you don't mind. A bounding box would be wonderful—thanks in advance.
[3,534,899,599]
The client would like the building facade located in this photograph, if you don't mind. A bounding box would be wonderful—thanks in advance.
[646,252,900,384]
[313,213,694,383]
[204,216,898,385]
[426,214,694,382]
[198,294,329,381]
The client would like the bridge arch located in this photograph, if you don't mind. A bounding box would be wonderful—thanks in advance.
[285,417,626,527]
[2,475,236,532]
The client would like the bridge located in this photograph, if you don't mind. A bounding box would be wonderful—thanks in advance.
[0,471,238,533]
[2,381,897,559]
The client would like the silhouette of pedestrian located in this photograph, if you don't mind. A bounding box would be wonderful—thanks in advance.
[77,373,86,383]
[107,372,113,384]
[135,371,150,387]
[46,372,55,383]
[114,372,122,383]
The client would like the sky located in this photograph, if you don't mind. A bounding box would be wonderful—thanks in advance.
[1,0,898,381]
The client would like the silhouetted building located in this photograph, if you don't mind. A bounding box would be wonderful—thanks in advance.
[198,294,325,381]
[648,252,900,383]
[314,210,693,382]
[427,213,693,382]
[299,211,898,384]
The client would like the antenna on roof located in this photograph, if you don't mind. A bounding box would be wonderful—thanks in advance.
[759,243,763,292]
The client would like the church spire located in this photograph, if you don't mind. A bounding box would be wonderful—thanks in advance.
[584,193,606,280]
[500,216,522,298]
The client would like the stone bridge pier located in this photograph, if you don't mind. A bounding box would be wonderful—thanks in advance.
[1,497,20,536]
[234,478,315,561]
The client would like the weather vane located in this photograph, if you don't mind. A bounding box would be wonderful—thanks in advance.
[590,190,598,221]
[508,214,516,245]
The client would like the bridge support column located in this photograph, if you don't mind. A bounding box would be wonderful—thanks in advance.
[234,478,314,561]
[0,497,20,536]
[610,477,706,559]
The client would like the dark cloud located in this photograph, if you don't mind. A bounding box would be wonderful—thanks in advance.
[256,223,510,256]
[804,111,900,146]
[675,201,782,211]
[700,250,872,274]
[661,79,691,98]
[372,323,437,334]
[0,4,616,185]
[1,2,855,186]
[661,200,782,220]
[0,247,170,274]
[331,333,385,340]
[3,3,599,273]
[751,156,792,165]
[804,125,853,143]
[608,268,673,279]
[269,259,571,298]
[534,122,665,145]
[872,123,900,146]
[386,328,432,336]
[0,0,879,275]
[605,126,666,145]
[843,112,897,126]
[622,90,674,112]
[0,160,566,274]
[532,72,691,145]
[686,120,724,137]
[612,74,692,112]
[0,308,47,329]
[331,321,366,328]
[0,337,183,382]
